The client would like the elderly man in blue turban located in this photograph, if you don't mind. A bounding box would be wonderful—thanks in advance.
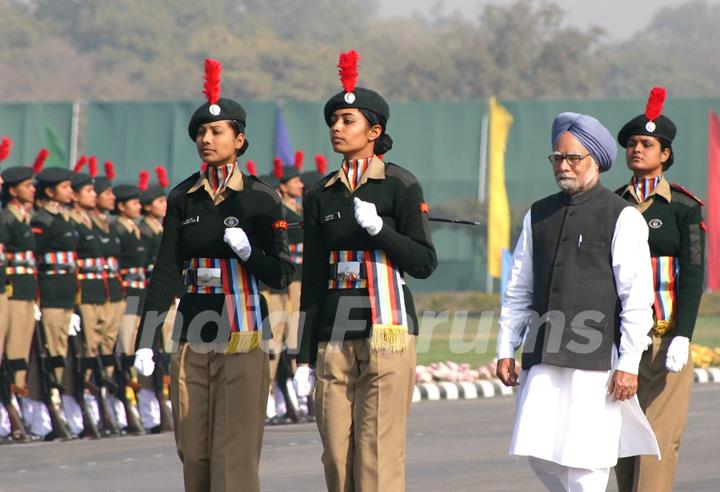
[495,112,660,491]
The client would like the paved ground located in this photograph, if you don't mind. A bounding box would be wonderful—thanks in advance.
[0,385,718,491]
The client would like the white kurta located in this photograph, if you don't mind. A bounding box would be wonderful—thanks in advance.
[497,206,660,470]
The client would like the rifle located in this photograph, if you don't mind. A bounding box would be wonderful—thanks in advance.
[286,216,482,229]
[114,352,145,435]
[86,346,121,436]
[0,355,29,442]
[152,345,174,432]
[67,331,101,439]
[32,320,74,440]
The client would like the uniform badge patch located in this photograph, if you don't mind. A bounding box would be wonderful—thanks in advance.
[272,219,288,231]
[419,202,430,214]
[648,218,663,229]
[224,216,239,227]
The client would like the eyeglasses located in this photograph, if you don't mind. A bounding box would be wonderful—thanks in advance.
[548,152,591,167]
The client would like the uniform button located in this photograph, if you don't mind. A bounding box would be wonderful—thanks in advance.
[568,211,574,216]
[561,237,568,242]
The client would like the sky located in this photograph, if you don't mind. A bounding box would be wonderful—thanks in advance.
[379,0,720,40]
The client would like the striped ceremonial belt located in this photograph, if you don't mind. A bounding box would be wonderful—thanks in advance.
[0,244,5,266]
[119,267,146,289]
[328,249,409,353]
[77,257,106,280]
[39,251,76,275]
[651,255,678,335]
[289,243,303,265]
[184,257,263,354]
[6,250,36,275]
[105,257,119,278]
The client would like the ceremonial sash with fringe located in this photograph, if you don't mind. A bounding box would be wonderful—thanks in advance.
[185,257,262,354]
[328,249,408,353]
[651,255,678,334]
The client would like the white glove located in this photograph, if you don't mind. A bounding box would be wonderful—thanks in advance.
[134,348,156,377]
[666,336,690,373]
[33,304,41,321]
[293,365,315,398]
[223,227,252,261]
[68,313,82,336]
[353,197,383,236]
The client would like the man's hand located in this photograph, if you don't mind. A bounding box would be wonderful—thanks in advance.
[293,364,315,397]
[666,336,690,373]
[134,348,156,377]
[496,358,519,387]
[608,370,637,401]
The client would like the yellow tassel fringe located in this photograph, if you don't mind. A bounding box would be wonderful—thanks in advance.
[225,331,261,354]
[370,324,409,353]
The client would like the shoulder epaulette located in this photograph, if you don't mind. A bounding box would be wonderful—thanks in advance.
[670,182,704,206]
[31,209,54,227]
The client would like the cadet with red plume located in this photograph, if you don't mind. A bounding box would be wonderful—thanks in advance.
[614,87,706,492]
[297,50,437,491]
[0,142,39,442]
[133,58,294,492]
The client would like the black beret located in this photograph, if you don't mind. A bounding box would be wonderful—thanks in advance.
[35,167,73,185]
[94,177,113,194]
[618,114,677,168]
[71,172,94,191]
[259,174,280,189]
[323,87,389,126]
[188,98,250,154]
[113,184,140,203]
[140,185,166,206]
[300,170,323,189]
[1,166,34,187]
[279,166,300,183]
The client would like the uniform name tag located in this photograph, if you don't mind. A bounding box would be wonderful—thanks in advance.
[182,216,200,226]
[321,212,341,224]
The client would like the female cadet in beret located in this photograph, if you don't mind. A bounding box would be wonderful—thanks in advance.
[133,59,294,492]
[296,51,437,491]
[614,88,706,492]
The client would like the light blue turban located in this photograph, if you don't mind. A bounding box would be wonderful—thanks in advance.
[551,112,617,172]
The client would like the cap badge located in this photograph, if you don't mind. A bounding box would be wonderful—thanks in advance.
[209,104,221,116]
[645,121,656,132]
[648,218,663,229]
[224,216,239,227]
[344,92,356,104]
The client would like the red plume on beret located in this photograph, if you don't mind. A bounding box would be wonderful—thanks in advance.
[294,150,304,170]
[33,149,49,174]
[103,161,116,180]
[88,156,98,177]
[246,160,257,176]
[644,86,667,122]
[0,136,12,162]
[273,157,283,179]
[73,155,88,173]
[337,50,360,93]
[203,58,222,105]
[138,170,150,191]
[314,154,327,174]
[155,165,169,188]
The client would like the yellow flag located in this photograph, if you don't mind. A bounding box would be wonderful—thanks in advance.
[487,97,513,278]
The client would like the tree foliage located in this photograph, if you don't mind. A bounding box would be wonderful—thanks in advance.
[2,0,718,102]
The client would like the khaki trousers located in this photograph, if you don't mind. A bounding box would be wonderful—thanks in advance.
[118,313,140,356]
[6,300,37,389]
[315,336,417,492]
[267,281,301,383]
[103,301,125,356]
[41,307,73,382]
[0,294,8,362]
[170,342,269,492]
[615,334,694,492]
[78,304,107,357]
